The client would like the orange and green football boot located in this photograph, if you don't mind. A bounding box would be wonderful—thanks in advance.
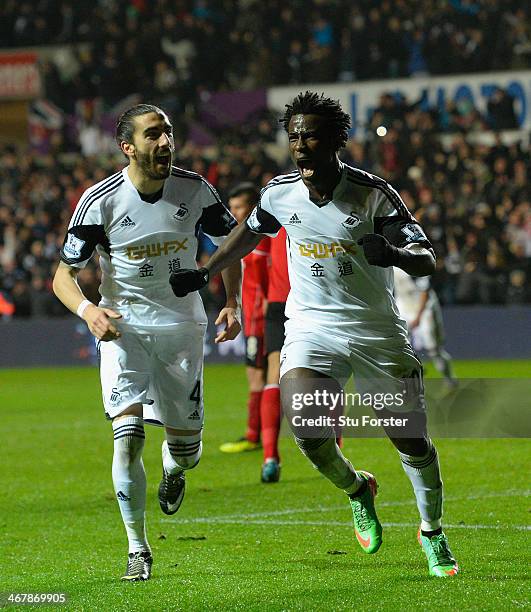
[348,471,382,554]
[418,529,459,577]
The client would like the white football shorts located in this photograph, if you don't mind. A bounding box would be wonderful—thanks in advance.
[280,319,425,413]
[98,322,206,428]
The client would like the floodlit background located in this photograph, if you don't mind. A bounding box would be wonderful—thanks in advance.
[1,1,529,609]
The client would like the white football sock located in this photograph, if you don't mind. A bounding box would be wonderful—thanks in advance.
[398,439,443,531]
[295,436,364,494]
[112,416,150,554]
[163,432,202,474]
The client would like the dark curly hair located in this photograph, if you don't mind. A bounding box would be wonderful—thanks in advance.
[280,91,351,149]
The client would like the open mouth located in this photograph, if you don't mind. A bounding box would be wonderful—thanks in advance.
[297,159,315,178]
[155,151,172,166]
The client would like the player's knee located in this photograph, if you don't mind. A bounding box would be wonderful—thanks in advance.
[391,435,430,456]
[166,436,202,471]
[294,434,334,463]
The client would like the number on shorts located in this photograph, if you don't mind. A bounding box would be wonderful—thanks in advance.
[189,380,201,405]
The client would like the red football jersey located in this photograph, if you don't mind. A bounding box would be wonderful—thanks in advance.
[268,227,290,303]
[242,236,270,337]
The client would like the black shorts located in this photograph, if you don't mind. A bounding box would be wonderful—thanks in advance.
[265,301,287,355]
[245,335,265,369]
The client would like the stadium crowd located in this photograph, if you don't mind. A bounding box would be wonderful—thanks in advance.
[2,0,530,108]
[1,0,530,317]
[1,105,529,318]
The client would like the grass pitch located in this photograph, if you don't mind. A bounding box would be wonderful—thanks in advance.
[2,360,530,611]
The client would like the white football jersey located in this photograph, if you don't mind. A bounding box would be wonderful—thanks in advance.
[246,162,431,342]
[61,166,236,331]
[393,267,437,322]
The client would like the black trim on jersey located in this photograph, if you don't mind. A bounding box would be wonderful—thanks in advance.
[60,224,110,266]
[260,173,301,198]
[171,166,203,181]
[268,170,299,183]
[286,233,293,264]
[248,172,300,234]
[198,200,237,238]
[374,216,432,250]
[247,206,282,235]
[73,172,123,226]
[203,182,222,204]
[171,166,222,203]
[138,187,163,203]
[78,181,123,226]
[346,168,412,219]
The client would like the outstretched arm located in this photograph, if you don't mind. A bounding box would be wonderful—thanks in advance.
[170,223,263,297]
[206,222,263,276]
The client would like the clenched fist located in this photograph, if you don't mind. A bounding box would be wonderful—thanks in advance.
[169,267,209,297]
[357,233,399,267]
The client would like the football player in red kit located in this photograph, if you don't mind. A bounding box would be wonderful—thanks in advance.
[260,226,290,483]
[220,183,270,454]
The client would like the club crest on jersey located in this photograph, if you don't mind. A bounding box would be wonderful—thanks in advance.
[63,234,85,258]
[173,203,189,221]
[110,387,121,405]
[342,212,361,229]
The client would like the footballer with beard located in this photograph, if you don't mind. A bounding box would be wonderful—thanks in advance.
[53,104,241,581]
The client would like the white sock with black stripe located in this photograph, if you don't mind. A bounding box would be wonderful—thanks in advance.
[112,416,150,554]
[162,432,202,474]
[398,439,443,531]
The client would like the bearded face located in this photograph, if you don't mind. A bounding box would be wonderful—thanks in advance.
[133,146,172,180]
[128,111,175,180]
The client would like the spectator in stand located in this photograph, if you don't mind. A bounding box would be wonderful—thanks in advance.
[487,88,519,130]
[3,1,530,104]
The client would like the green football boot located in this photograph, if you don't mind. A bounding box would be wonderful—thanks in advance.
[418,529,459,577]
[219,438,261,454]
[348,471,382,554]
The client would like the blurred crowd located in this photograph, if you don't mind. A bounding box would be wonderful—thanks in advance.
[1,0,530,317]
[2,0,530,111]
[353,106,530,306]
[1,105,529,318]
